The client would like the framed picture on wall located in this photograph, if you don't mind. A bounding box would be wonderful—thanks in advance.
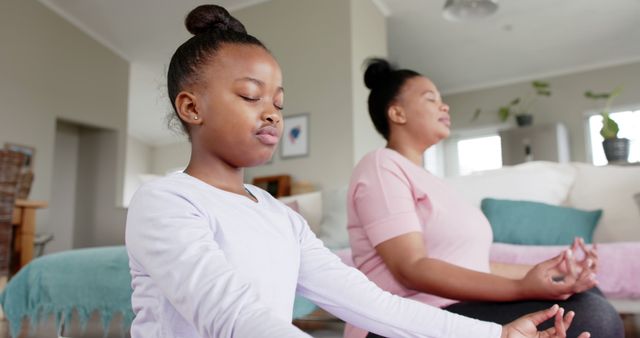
[281,113,309,158]
[4,143,35,170]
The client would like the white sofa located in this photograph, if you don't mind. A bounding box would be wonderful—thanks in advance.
[281,161,640,313]
[446,161,640,313]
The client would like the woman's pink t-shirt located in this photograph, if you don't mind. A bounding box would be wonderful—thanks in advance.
[344,148,493,338]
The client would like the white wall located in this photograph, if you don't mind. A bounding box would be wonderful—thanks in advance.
[350,0,388,165]
[72,128,127,248]
[444,61,640,163]
[127,63,185,146]
[123,136,152,207]
[0,0,129,251]
[48,122,80,253]
[151,141,190,175]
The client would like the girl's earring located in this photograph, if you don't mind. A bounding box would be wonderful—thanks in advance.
[193,116,199,120]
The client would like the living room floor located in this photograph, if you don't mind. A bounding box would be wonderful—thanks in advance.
[0,318,346,338]
[0,315,637,337]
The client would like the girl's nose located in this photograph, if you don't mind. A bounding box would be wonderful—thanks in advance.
[264,112,280,124]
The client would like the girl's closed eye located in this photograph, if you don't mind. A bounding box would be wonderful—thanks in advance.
[239,94,260,102]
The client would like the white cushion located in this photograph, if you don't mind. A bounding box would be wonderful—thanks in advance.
[445,161,576,207]
[279,191,322,234]
[568,163,640,242]
[318,186,350,250]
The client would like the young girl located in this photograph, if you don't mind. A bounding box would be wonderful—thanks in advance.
[125,5,588,338]
[345,58,622,338]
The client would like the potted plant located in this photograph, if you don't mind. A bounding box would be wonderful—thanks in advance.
[472,81,551,127]
[584,86,629,163]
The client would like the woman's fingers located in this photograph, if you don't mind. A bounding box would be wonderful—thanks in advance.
[542,251,567,271]
[562,250,578,277]
[572,269,598,293]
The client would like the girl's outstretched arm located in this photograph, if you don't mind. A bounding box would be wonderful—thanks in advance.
[293,211,502,338]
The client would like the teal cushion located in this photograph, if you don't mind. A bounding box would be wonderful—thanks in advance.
[481,198,602,245]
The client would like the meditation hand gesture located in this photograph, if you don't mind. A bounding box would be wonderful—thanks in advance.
[565,237,599,274]
[521,250,597,300]
[501,305,590,338]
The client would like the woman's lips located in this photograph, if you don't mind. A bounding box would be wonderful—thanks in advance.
[439,117,451,127]
[256,126,280,145]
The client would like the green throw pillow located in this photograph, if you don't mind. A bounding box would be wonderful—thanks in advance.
[480,198,602,245]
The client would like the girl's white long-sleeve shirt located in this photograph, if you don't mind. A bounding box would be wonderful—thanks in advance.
[125,172,502,338]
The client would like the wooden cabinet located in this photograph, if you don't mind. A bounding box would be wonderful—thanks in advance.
[11,199,47,272]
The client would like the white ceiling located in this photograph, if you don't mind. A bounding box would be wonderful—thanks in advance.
[39,0,640,145]
[385,0,640,94]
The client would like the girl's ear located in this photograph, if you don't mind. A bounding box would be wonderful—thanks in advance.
[175,91,203,125]
[387,105,407,125]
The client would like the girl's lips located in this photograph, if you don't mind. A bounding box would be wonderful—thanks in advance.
[256,126,280,145]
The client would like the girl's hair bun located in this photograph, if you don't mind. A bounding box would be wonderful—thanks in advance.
[364,58,393,89]
[185,4,247,36]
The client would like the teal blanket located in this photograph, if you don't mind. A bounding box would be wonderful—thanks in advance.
[0,246,317,337]
[0,246,134,338]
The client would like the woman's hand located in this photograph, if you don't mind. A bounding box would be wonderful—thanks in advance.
[570,237,599,273]
[501,304,590,338]
[548,238,598,289]
[520,251,597,300]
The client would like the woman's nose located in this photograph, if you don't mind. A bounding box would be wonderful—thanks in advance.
[441,103,450,113]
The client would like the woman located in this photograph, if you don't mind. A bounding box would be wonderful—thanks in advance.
[345,58,622,338]
[125,5,588,338]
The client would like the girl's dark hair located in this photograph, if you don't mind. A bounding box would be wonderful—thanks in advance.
[167,5,266,134]
[363,58,421,140]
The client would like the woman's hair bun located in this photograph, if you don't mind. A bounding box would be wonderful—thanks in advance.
[185,4,247,36]
[363,58,393,89]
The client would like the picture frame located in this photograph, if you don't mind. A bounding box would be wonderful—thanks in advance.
[281,113,309,159]
[251,174,291,198]
[4,143,35,170]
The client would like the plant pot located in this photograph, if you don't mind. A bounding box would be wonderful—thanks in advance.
[515,114,533,127]
[602,138,630,163]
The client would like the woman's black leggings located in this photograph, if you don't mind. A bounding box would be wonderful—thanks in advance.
[366,288,623,338]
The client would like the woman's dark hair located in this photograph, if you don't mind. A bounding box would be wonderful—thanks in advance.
[167,4,267,134]
[363,58,421,140]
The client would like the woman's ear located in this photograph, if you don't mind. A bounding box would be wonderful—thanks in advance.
[175,91,202,125]
[387,105,407,125]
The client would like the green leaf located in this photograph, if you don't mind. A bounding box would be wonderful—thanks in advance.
[471,108,482,122]
[584,90,610,100]
[600,113,619,139]
[498,107,510,122]
[532,81,549,89]
[509,97,521,106]
[609,85,623,99]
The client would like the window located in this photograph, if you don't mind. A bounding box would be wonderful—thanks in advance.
[588,109,640,165]
[456,135,503,176]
